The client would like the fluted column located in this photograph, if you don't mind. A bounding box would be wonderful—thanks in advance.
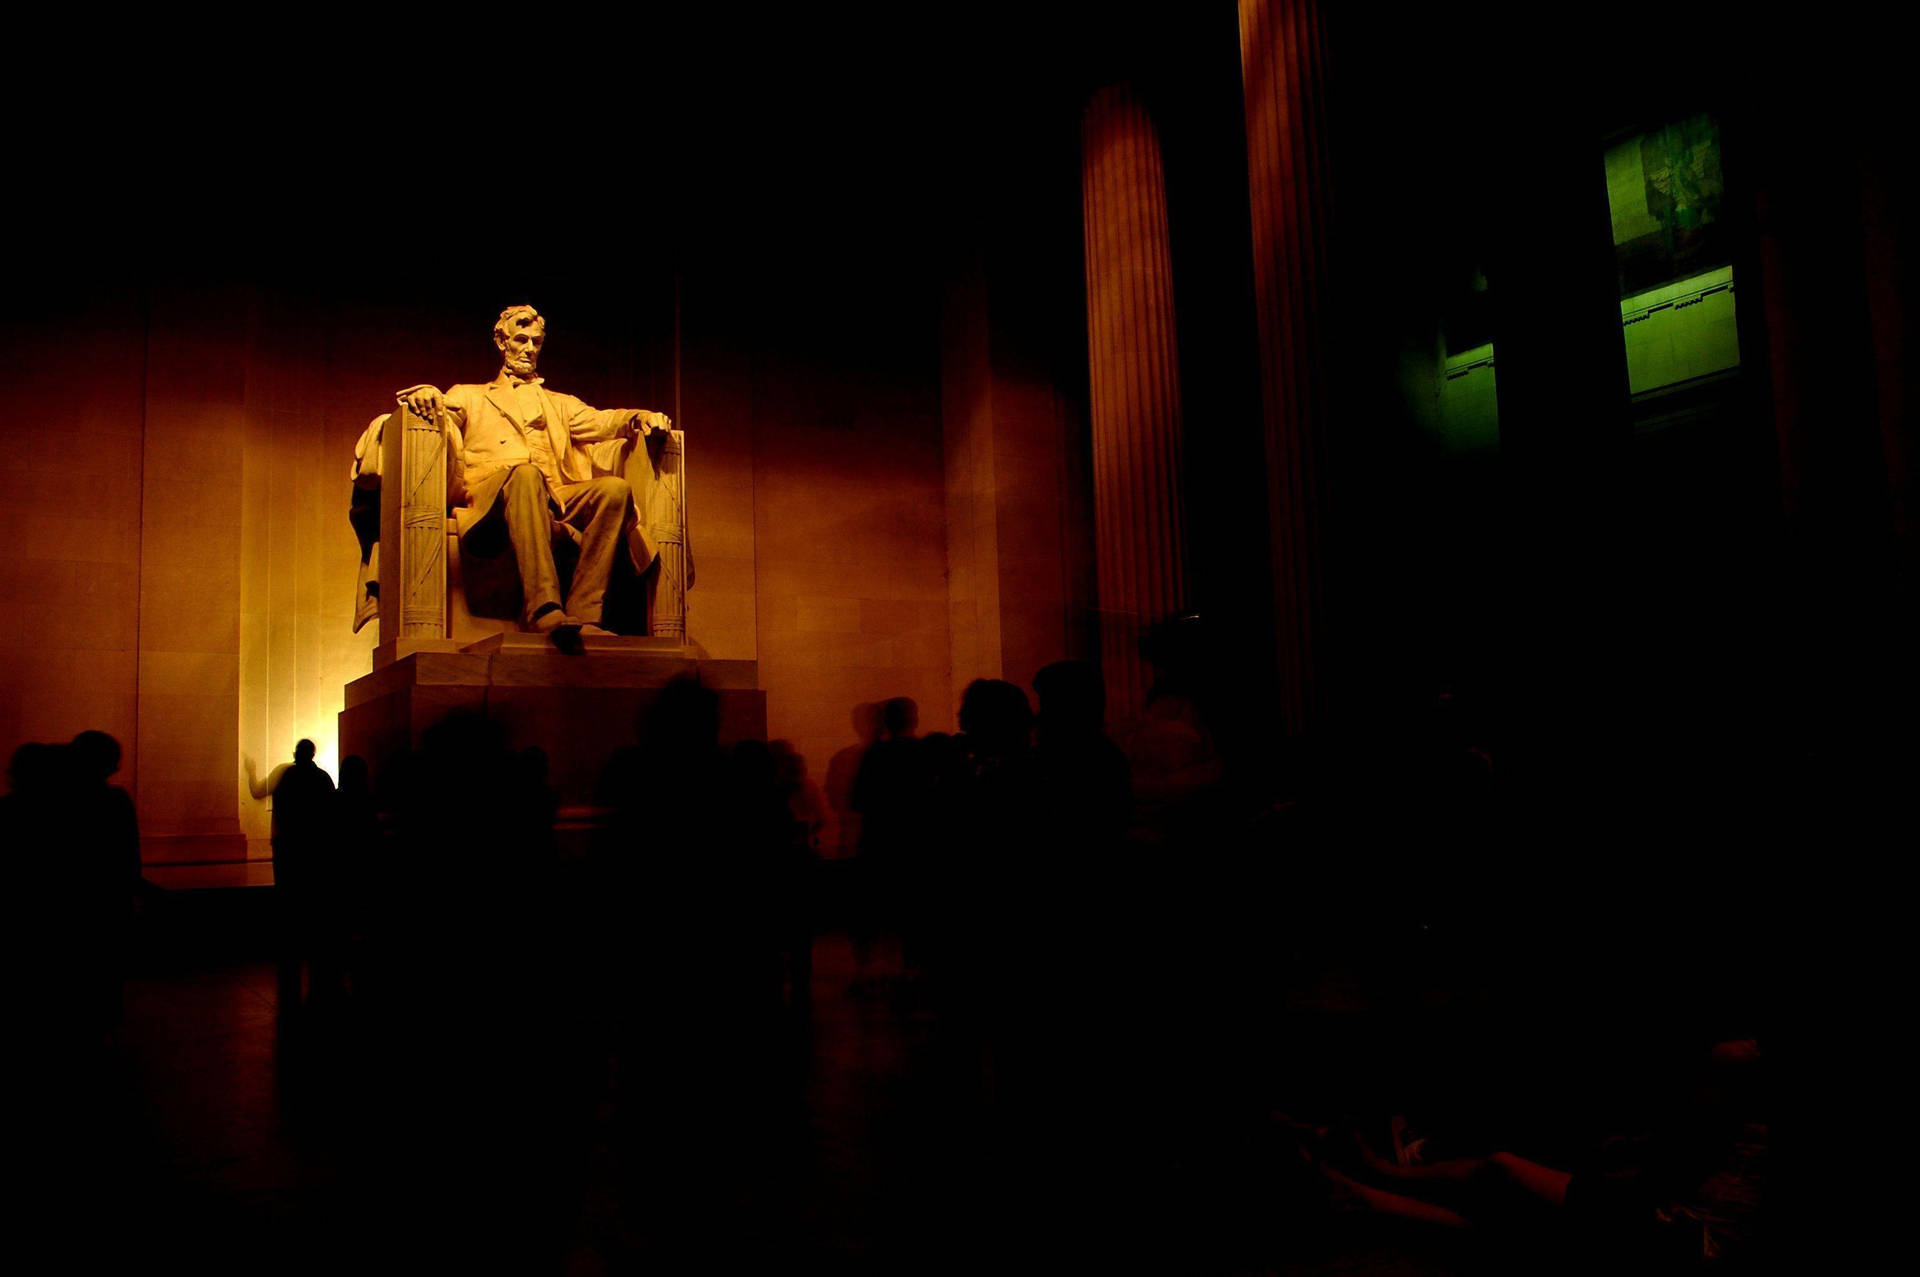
[644,430,689,640]
[377,402,449,651]
[1081,85,1189,722]
[1239,0,1331,737]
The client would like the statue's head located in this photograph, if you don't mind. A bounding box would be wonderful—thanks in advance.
[493,304,546,379]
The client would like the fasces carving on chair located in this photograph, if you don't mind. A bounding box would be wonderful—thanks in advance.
[348,305,690,647]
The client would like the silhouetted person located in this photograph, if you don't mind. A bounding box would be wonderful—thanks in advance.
[334,754,379,858]
[3,741,60,858]
[333,754,380,998]
[770,738,827,854]
[598,675,777,1029]
[64,731,142,1036]
[824,700,885,857]
[1029,668,1134,1033]
[5,744,61,1046]
[1125,613,1227,844]
[938,679,1037,1008]
[511,745,561,863]
[769,740,826,1002]
[954,678,1038,867]
[906,730,967,983]
[1032,661,1131,850]
[734,737,816,1007]
[849,696,923,982]
[956,679,1036,794]
[596,675,788,1243]
[1276,1037,1767,1267]
[248,739,335,1010]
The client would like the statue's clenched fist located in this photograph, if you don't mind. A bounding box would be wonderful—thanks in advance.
[399,385,445,420]
[632,410,674,435]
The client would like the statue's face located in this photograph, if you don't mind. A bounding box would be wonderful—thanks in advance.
[497,321,546,378]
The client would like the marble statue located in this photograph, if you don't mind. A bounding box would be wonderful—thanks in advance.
[350,305,683,641]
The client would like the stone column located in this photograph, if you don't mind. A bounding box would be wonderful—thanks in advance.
[1081,84,1190,722]
[1238,0,1332,737]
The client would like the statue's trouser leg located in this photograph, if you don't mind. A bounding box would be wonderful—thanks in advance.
[556,476,634,625]
[502,465,565,626]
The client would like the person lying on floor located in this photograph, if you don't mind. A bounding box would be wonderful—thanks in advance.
[1275,1038,1766,1267]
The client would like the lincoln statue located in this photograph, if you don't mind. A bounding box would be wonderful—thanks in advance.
[392,304,674,637]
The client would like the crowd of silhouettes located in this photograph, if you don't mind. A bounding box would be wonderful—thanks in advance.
[9,620,1778,1268]
[220,664,1154,1257]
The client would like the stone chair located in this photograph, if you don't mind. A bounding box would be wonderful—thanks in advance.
[351,404,689,662]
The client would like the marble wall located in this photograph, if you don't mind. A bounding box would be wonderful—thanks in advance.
[736,270,956,854]
[5,291,147,821]
[943,249,1098,714]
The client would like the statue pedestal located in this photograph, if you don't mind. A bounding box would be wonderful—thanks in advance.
[338,636,764,833]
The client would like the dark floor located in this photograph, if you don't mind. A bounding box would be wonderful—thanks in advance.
[30,865,1763,1275]
[78,929,1274,1273]
[103,933,986,1271]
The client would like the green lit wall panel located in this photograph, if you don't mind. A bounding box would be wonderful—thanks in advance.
[1437,343,1499,453]
[1619,265,1739,394]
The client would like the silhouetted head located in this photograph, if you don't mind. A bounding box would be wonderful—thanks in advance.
[1141,610,1206,701]
[294,739,317,765]
[644,674,721,754]
[339,754,372,794]
[8,742,58,794]
[518,745,550,782]
[769,739,808,786]
[68,731,123,782]
[1033,661,1107,738]
[881,697,919,739]
[958,679,1033,756]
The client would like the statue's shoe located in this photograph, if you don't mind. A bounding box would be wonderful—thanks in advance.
[576,623,617,638]
[531,609,580,634]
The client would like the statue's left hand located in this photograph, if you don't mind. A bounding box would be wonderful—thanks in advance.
[632,410,673,435]
[399,385,445,421]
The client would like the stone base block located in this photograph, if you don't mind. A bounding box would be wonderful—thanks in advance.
[140,833,252,866]
[339,639,764,818]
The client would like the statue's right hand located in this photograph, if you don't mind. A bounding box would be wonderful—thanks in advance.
[399,386,444,420]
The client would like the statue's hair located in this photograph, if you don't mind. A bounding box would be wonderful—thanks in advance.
[492,304,545,346]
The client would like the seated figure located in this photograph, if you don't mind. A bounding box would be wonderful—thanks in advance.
[349,304,686,641]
